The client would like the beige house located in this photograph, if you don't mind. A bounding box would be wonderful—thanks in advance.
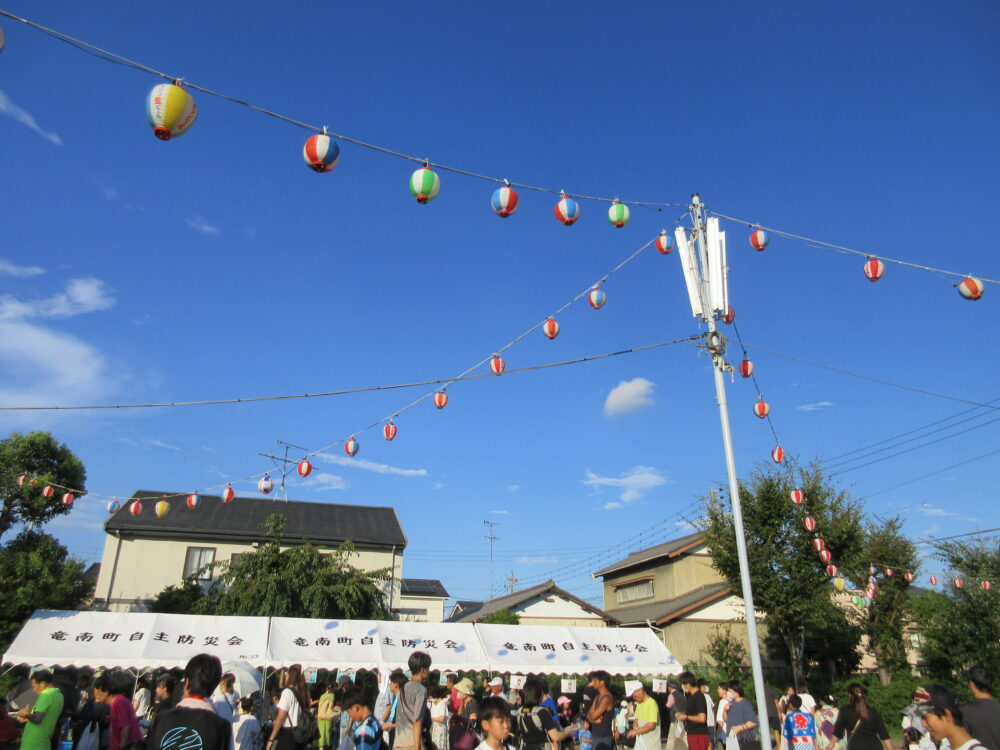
[93,490,409,613]
[446,579,617,627]
[395,579,451,623]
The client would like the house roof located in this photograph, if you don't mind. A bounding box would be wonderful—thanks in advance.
[105,490,407,549]
[604,582,732,626]
[445,579,618,624]
[592,531,705,578]
[400,578,450,599]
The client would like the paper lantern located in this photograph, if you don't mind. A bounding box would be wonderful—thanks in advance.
[41,485,54,498]
[554,196,580,226]
[107,499,121,514]
[222,485,235,503]
[812,538,825,552]
[834,576,845,592]
[869,576,877,586]
[345,437,360,457]
[146,83,197,141]
[863,259,885,282]
[803,516,816,532]
[826,564,838,577]
[753,400,770,418]
[862,597,871,608]
[129,500,142,516]
[771,445,785,464]
[589,288,606,309]
[61,493,74,506]
[929,575,939,585]
[379,422,395,441]
[958,277,984,300]
[16,474,27,486]
[982,580,992,591]
[186,493,201,509]
[750,229,769,251]
[434,391,448,409]
[409,167,440,204]
[954,578,964,589]
[297,460,312,478]
[904,571,914,583]
[489,186,519,217]
[608,201,630,228]
[739,360,754,378]
[155,500,170,518]
[490,355,506,375]
[542,317,560,340]
[722,307,736,325]
[656,230,674,255]
[851,595,861,606]
[819,549,832,564]
[869,565,878,576]
[884,568,894,577]
[303,134,341,173]
[258,474,273,495]
[789,489,804,504]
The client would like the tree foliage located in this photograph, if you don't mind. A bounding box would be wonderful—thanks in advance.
[700,460,866,686]
[150,578,206,614]
[911,539,1000,680]
[0,432,87,541]
[702,624,749,679]
[0,530,93,650]
[197,515,391,619]
[481,608,520,625]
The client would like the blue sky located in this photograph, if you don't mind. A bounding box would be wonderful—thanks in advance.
[1,1,998,608]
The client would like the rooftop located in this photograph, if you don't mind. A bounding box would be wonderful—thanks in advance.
[604,582,732,626]
[445,579,617,624]
[592,531,705,578]
[400,578,449,598]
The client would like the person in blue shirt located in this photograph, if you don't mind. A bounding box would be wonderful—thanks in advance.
[783,695,817,750]
[343,689,383,750]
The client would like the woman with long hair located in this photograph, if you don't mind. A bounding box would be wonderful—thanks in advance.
[831,685,891,750]
[266,665,310,750]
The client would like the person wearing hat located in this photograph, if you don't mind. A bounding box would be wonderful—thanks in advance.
[487,678,508,704]
[449,679,479,750]
[625,682,659,750]
[917,685,988,750]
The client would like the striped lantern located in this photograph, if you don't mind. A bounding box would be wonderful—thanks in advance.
[789,489,804,504]
[771,445,785,464]
[869,565,878,576]
[803,516,817,532]
[554,196,580,226]
[146,83,197,141]
[490,186,519,217]
[608,201,630,228]
[812,537,825,552]
[16,474,27,486]
[834,576,845,592]
[863,259,885,282]
[303,134,341,173]
[542,317,560,340]
[222,486,235,503]
[739,360,754,378]
[155,500,170,519]
[958,277,984,300]
[983,580,992,590]
[929,575,939,585]
[656,230,673,255]
[753,400,770,418]
[258,474,273,495]
[826,564,838,577]
[862,597,871,608]
[954,578,964,589]
[434,391,448,409]
[819,549,832,564]
[885,568,894,577]
[41,485,54,498]
[490,355,506,375]
[384,422,397,441]
[851,595,861,606]
[722,307,736,325]
[904,571,914,583]
[750,229,769,251]
[409,167,440,204]
[61,493,74,506]
[129,500,142,516]
[186,493,201,509]
[588,288,607,309]
[107,499,121,514]
[345,438,360,457]
[297,460,312,478]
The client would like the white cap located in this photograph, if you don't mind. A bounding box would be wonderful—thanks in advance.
[624,680,644,699]
[489,676,504,687]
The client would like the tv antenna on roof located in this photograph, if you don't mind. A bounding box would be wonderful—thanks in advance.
[259,440,310,502]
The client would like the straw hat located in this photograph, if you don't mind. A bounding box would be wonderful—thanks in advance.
[455,678,475,696]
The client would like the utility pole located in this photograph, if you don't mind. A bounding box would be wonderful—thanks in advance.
[484,520,501,598]
[676,194,773,750]
[259,440,309,501]
[505,570,519,593]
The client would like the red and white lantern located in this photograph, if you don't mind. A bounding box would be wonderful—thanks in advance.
[384,422,397,441]
[258,474,273,494]
[771,445,785,464]
[490,355,506,375]
[819,549,832,564]
[542,318,560,340]
[588,288,607,309]
[656,231,673,255]
[954,578,964,589]
[16,474,27,486]
[754,400,770,418]
[434,391,448,409]
[222,486,235,503]
[826,564,838,577]
[904,571,914,583]
[186,493,201,509]
[297,460,312,478]
[129,500,143,516]
[929,575,938,585]
[61,492,74,506]
[982,580,992,590]
[803,516,817,532]
[739,360,754,378]
[722,307,736,325]
[345,438,360,457]
[885,568,894,577]
[958,277,984,301]
[789,489,804,504]
[750,229,769,251]
[812,537,825,552]
[41,485,55,498]
[863,259,885,282]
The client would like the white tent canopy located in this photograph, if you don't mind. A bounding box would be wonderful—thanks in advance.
[5,611,682,676]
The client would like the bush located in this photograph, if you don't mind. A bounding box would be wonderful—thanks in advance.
[829,673,925,720]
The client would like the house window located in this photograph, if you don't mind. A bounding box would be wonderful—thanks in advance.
[396,608,428,616]
[616,579,654,604]
[183,547,216,580]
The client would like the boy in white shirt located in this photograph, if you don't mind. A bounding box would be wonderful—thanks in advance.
[477,696,511,750]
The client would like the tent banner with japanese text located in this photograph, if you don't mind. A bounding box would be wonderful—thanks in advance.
[267,618,487,672]
[2,610,269,669]
[474,624,683,676]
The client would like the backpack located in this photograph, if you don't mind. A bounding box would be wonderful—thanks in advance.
[291,690,319,746]
[517,707,549,750]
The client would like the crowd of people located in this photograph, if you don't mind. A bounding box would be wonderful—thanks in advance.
[2,654,997,750]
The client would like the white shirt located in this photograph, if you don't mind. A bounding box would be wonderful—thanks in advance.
[704,692,716,728]
[133,687,151,718]
[278,688,301,728]
[213,688,241,723]
[234,714,262,750]
[799,694,817,715]
[716,697,731,730]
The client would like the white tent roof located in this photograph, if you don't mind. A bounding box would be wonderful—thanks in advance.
[5,611,682,676]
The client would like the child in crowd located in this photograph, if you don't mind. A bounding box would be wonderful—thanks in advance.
[343,688,383,750]
[477,697,511,750]
[429,685,450,750]
[782,695,816,750]
[234,697,262,750]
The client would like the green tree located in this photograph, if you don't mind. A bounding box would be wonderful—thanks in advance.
[198,515,391,619]
[481,608,520,625]
[150,578,206,614]
[0,530,94,650]
[0,432,87,541]
[701,624,749,679]
[912,539,1000,680]
[701,460,866,687]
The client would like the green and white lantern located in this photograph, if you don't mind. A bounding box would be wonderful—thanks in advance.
[410,167,441,204]
[608,200,630,228]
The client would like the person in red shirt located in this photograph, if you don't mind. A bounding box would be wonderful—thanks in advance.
[0,698,20,749]
[446,675,462,717]
[93,675,142,750]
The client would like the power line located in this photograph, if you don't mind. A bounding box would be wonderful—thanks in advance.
[862,446,1000,499]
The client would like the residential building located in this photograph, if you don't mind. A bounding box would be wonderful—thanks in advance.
[394,579,451,622]
[445,579,617,627]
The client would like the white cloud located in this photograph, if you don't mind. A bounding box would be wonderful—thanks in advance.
[319,454,428,478]
[432,482,445,490]
[798,401,834,412]
[0,259,46,277]
[506,485,520,493]
[0,90,63,146]
[91,176,118,201]
[309,473,348,491]
[915,503,980,524]
[583,465,668,503]
[603,501,623,511]
[515,556,558,564]
[0,278,114,320]
[604,377,655,416]
[675,520,697,532]
[117,437,181,452]
[490,509,509,515]
[185,215,220,235]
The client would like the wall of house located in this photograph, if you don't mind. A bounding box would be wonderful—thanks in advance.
[395,595,447,623]
[601,545,726,609]
[510,592,608,627]
[94,534,402,612]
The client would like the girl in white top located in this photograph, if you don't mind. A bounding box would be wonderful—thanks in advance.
[429,685,450,750]
[268,665,307,750]
[212,674,241,723]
